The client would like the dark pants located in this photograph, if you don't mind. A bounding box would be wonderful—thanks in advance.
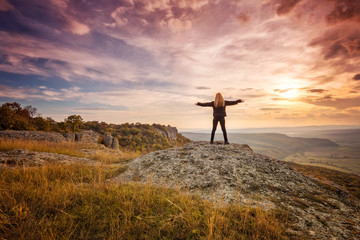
[211,116,228,142]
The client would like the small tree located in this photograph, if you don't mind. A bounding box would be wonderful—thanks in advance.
[65,115,84,133]
[0,104,16,130]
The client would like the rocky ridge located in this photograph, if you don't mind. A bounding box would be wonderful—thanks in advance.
[154,126,178,141]
[0,130,100,143]
[113,141,360,239]
[0,128,180,149]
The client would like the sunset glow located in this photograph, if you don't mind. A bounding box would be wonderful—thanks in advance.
[0,0,359,129]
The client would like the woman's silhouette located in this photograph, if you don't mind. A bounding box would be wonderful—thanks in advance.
[196,93,244,144]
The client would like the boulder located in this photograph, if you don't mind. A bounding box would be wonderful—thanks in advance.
[111,137,119,150]
[75,130,100,143]
[103,132,119,150]
[104,133,113,147]
[154,126,178,141]
[165,126,178,141]
[114,141,360,240]
[63,132,75,142]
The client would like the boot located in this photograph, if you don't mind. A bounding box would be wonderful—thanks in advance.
[224,140,229,145]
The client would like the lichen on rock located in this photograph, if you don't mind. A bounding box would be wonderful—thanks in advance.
[113,141,360,239]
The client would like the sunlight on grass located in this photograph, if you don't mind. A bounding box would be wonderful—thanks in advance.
[0,138,139,164]
[87,150,140,164]
[0,138,90,157]
[0,164,287,239]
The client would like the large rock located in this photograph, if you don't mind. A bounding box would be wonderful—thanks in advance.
[154,126,178,141]
[111,137,119,150]
[63,132,75,142]
[104,133,113,147]
[113,141,360,240]
[75,130,100,143]
[0,130,66,142]
[103,133,119,150]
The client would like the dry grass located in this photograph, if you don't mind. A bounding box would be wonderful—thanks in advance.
[0,138,139,164]
[0,138,287,239]
[87,150,140,164]
[289,162,360,199]
[0,164,288,240]
[0,138,91,157]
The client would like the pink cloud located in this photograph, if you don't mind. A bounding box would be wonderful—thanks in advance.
[68,19,90,35]
[0,0,14,11]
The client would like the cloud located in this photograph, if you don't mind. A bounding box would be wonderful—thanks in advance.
[0,0,14,11]
[354,74,360,80]
[309,26,360,60]
[271,97,289,101]
[301,96,360,110]
[0,31,157,84]
[196,86,210,90]
[236,13,250,23]
[260,108,287,111]
[326,0,360,25]
[68,19,90,35]
[274,88,292,93]
[307,88,325,93]
[240,88,254,91]
[274,0,302,15]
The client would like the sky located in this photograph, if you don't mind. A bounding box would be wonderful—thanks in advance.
[0,0,360,130]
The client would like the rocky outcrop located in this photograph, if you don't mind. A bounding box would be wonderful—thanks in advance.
[0,130,102,145]
[0,130,101,143]
[0,130,66,142]
[63,132,75,142]
[75,130,100,143]
[113,141,360,240]
[0,149,94,167]
[154,126,178,141]
[104,133,119,150]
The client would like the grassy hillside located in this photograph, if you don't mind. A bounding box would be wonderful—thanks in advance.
[86,122,190,153]
[0,102,191,153]
[0,140,287,240]
[289,162,360,199]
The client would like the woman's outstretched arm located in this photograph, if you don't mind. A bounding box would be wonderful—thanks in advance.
[225,99,244,106]
[196,101,213,107]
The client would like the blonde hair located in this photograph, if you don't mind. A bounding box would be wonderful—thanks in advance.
[214,93,225,108]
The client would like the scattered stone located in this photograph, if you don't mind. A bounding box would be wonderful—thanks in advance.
[0,149,93,167]
[113,141,360,240]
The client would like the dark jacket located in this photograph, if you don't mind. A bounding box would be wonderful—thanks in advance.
[197,100,241,117]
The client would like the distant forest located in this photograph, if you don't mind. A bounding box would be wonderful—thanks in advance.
[0,102,190,152]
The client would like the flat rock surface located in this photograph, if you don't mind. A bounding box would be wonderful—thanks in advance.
[0,149,95,167]
[113,141,360,240]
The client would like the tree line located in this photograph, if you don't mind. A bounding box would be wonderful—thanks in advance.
[0,102,84,133]
[0,102,190,152]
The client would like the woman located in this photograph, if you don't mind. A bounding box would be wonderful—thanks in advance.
[196,93,244,144]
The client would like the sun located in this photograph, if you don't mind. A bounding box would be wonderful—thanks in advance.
[280,88,298,98]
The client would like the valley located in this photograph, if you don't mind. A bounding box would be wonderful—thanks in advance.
[182,129,360,175]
